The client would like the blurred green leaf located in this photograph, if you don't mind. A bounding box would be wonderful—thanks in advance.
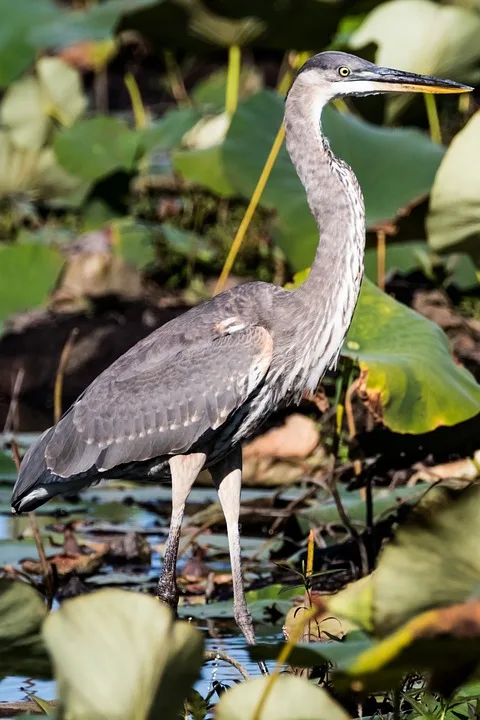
[139,108,202,154]
[0,242,63,322]
[113,220,156,269]
[216,675,352,720]
[174,145,235,196]
[0,451,17,479]
[223,91,444,271]
[54,116,139,182]
[36,57,87,125]
[161,223,214,263]
[344,278,480,432]
[0,578,51,679]
[428,111,480,263]
[43,589,203,720]
[30,0,162,49]
[0,0,57,87]
[372,484,480,637]
[350,0,480,120]
[364,241,429,284]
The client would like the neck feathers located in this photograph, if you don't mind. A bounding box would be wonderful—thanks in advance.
[281,79,366,392]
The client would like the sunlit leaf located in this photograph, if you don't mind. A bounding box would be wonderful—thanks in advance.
[216,675,352,720]
[0,578,51,679]
[344,278,480,433]
[54,116,139,182]
[349,0,480,120]
[43,589,203,720]
[428,111,480,262]
[0,76,49,151]
[339,601,480,695]
[222,91,443,271]
[37,57,87,126]
[0,242,63,323]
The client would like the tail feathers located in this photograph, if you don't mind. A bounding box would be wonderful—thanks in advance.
[11,427,95,513]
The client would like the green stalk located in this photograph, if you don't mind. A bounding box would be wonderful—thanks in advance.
[424,93,441,144]
[225,45,241,117]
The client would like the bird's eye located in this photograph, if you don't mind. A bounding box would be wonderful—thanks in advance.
[338,66,351,77]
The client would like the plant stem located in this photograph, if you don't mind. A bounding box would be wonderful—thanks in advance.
[203,650,250,679]
[214,122,285,295]
[225,45,241,117]
[376,229,386,291]
[124,72,147,129]
[424,93,442,144]
[54,328,78,424]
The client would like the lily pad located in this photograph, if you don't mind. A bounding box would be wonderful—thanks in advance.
[427,110,480,262]
[222,91,444,271]
[349,0,480,120]
[216,675,352,720]
[0,578,51,679]
[178,584,299,622]
[0,242,63,323]
[54,116,139,182]
[43,588,203,720]
[343,278,480,433]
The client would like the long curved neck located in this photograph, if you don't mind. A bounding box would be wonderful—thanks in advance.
[284,81,365,303]
[280,80,366,391]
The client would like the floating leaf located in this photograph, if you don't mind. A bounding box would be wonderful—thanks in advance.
[0,242,63,323]
[223,91,444,270]
[178,584,298,622]
[350,0,480,120]
[216,675,352,720]
[428,111,480,262]
[54,116,139,182]
[249,631,373,669]
[43,589,203,720]
[344,278,480,433]
[0,578,51,679]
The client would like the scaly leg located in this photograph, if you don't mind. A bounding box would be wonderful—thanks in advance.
[157,453,206,609]
[210,447,268,674]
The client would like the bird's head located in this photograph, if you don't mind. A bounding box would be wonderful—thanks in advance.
[293,51,472,99]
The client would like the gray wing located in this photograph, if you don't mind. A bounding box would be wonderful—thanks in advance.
[45,324,273,477]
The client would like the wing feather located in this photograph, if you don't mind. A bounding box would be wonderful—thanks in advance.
[45,325,273,477]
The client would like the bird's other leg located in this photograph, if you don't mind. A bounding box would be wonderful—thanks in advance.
[210,447,268,674]
[157,453,206,611]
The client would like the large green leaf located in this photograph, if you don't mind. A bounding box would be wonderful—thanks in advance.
[216,675,352,720]
[222,91,444,270]
[43,589,203,720]
[427,110,480,262]
[0,242,63,323]
[54,116,139,182]
[343,278,480,433]
[349,0,480,120]
[0,578,51,679]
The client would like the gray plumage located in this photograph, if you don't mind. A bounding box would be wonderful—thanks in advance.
[11,52,470,656]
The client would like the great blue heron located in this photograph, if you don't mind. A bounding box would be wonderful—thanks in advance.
[11,52,470,650]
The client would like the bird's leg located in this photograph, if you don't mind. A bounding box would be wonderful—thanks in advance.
[210,448,268,674]
[157,453,206,611]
